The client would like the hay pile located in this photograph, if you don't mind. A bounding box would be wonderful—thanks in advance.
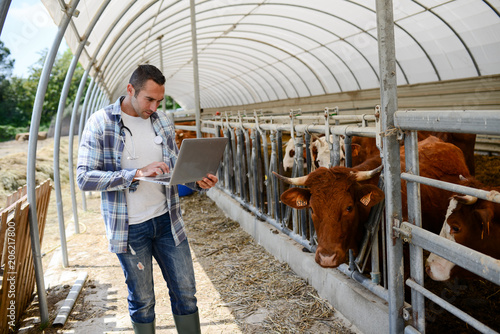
[0,138,71,206]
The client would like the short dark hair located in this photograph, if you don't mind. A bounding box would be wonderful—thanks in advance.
[129,64,165,95]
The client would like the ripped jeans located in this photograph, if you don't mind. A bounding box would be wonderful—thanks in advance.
[116,211,198,324]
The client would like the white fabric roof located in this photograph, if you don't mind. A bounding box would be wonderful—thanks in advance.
[42,0,500,111]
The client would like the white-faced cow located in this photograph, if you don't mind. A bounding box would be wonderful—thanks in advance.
[285,135,379,171]
[274,136,471,268]
[425,178,500,281]
[283,137,309,171]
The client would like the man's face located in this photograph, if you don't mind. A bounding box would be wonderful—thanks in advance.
[127,79,164,119]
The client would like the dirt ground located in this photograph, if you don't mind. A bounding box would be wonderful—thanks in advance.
[2,137,359,333]
[1,137,499,334]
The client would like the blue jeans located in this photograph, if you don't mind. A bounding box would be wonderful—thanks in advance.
[116,212,198,324]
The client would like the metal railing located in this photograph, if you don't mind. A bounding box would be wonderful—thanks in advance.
[179,107,500,334]
[393,110,500,334]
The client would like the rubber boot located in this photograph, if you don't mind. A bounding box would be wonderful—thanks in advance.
[173,310,201,334]
[131,318,156,334]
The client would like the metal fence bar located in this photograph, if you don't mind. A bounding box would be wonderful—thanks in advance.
[405,279,498,334]
[404,131,426,332]
[394,110,500,135]
[337,264,389,302]
[401,173,500,204]
[396,222,500,285]
[376,0,405,332]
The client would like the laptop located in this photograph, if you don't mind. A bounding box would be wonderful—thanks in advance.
[136,137,229,186]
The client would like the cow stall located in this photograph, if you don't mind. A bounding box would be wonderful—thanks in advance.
[173,106,500,334]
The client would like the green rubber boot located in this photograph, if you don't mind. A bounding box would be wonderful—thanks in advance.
[173,310,201,334]
[131,318,156,334]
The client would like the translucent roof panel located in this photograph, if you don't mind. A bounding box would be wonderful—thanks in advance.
[42,0,500,111]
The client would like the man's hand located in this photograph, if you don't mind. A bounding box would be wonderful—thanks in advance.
[135,161,170,179]
[196,174,218,189]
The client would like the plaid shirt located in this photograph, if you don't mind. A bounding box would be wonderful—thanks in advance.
[77,97,196,253]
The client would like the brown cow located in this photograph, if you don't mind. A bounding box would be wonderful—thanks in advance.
[425,178,500,281]
[273,136,471,268]
[418,132,476,175]
[311,132,474,174]
[174,121,197,148]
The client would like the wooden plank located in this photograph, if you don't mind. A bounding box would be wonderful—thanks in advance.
[0,179,52,333]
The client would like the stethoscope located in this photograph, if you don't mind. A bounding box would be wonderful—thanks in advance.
[120,124,164,160]
[120,125,138,160]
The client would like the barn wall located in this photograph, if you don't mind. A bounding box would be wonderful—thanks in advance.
[208,188,390,334]
[203,75,500,115]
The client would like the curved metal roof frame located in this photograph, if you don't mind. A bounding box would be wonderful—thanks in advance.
[40,0,500,111]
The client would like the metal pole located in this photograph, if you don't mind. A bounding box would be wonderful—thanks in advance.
[68,68,89,233]
[0,0,11,36]
[77,75,95,211]
[101,93,109,108]
[375,0,404,332]
[56,0,110,240]
[404,130,425,332]
[189,0,202,137]
[90,88,104,119]
[78,76,95,143]
[158,35,166,112]
[85,82,100,122]
[95,92,104,110]
[26,0,80,325]
[82,80,101,208]
[53,55,79,268]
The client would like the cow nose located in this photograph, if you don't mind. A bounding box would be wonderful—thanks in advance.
[425,265,432,277]
[317,251,341,268]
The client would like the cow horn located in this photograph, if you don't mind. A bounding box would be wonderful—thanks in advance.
[453,194,478,205]
[353,165,383,181]
[272,171,308,186]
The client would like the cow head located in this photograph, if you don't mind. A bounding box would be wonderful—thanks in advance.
[273,166,384,268]
[282,139,297,171]
[310,136,336,168]
[283,137,320,172]
[310,135,374,169]
[425,193,500,281]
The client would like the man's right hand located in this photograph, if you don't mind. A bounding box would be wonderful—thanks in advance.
[134,161,170,180]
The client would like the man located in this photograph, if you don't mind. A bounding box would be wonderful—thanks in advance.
[77,64,216,334]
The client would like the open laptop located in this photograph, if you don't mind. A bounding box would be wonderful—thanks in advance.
[136,137,229,186]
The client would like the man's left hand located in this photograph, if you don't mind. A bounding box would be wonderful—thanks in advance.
[196,174,218,189]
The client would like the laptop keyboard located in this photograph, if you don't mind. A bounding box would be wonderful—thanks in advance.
[153,174,172,181]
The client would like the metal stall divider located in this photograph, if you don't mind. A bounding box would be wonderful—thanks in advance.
[392,109,500,334]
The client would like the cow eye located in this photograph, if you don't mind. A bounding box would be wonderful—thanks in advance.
[346,205,353,212]
[450,225,460,234]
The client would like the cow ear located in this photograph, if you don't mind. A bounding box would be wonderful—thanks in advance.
[474,207,494,230]
[351,143,362,157]
[280,188,311,209]
[357,184,384,208]
[311,144,318,156]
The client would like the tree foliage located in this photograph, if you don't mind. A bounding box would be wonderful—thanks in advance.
[0,41,14,79]
[0,43,88,140]
[164,95,181,110]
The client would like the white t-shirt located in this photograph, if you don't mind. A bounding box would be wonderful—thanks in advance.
[120,111,168,225]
